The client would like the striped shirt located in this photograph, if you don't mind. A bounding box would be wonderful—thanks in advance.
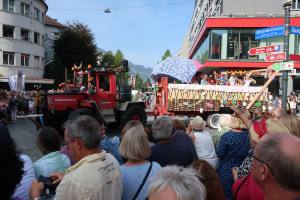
[34,151,71,178]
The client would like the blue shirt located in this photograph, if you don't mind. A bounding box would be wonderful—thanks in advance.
[216,130,250,200]
[120,161,161,200]
[34,151,71,178]
[100,136,124,165]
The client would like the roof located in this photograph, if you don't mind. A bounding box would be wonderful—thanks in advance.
[45,15,64,28]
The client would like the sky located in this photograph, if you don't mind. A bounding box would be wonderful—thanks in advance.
[45,0,194,68]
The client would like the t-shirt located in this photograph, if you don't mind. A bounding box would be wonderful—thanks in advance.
[54,152,122,200]
[13,154,35,200]
[34,151,71,178]
[194,131,218,168]
[171,130,198,160]
[120,161,161,200]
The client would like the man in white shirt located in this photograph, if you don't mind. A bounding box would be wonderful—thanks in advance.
[30,115,122,200]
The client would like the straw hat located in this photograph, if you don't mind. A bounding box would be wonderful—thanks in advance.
[190,116,206,131]
[219,114,247,129]
[249,118,291,142]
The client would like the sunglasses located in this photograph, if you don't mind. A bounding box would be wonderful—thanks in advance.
[250,150,274,176]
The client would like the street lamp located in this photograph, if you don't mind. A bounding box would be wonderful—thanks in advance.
[282,0,292,115]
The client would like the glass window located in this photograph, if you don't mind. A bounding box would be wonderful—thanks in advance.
[34,32,40,44]
[227,30,240,59]
[34,7,40,21]
[21,2,30,16]
[21,54,30,66]
[3,25,14,38]
[192,33,210,64]
[3,52,15,65]
[3,0,15,12]
[21,28,30,41]
[34,56,40,67]
[239,29,258,60]
[99,75,110,91]
[210,30,224,59]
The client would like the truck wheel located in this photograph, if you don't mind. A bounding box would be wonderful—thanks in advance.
[207,113,221,129]
[120,105,147,127]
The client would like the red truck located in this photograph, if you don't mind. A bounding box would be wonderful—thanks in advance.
[42,67,147,132]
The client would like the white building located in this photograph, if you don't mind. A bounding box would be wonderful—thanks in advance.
[0,0,51,85]
[44,15,64,65]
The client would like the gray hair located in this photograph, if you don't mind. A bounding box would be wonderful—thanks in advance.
[151,116,173,141]
[119,126,150,161]
[64,115,100,149]
[257,133,300,191]
[148,166,206,200]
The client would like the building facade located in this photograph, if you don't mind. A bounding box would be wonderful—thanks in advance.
[0,0,47,79]
[183,0,300,92]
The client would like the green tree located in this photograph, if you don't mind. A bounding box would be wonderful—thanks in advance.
[114,49,124,68]
[161,49,172,61]
[101,51,115,68]
[135,73,145,90]
[53,21,97,79]
[43,58,65,87]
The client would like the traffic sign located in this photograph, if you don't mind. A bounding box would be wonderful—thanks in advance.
[291,26,300,35]
[255,26,284,40]
[248,45,281,56]
[264,52,286,62]
[271,61,294,71]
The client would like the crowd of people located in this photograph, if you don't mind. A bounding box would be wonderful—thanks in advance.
[0,89,42,124]
[1,103,300,200]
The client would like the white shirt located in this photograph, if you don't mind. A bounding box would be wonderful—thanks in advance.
[229,76,237,86]
[193,131,218,168]
[54,152,122,200]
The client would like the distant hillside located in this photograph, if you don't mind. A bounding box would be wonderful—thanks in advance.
[128,61,152,81]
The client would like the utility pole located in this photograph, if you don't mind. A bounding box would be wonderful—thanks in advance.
[282,0,292,115]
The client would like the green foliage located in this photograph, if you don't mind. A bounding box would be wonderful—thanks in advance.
[43,58,65,87]
[54,21,97,73]
[114,49,124,68]
[161,49,172,61]
[101,51,115,68]
[135,73,146,91]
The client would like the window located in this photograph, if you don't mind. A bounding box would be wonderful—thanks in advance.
[21,54,30,66]
[3,25,14,38]
[34,32,40,44]
[21,28,30,41]
[34,7,40,21]
[3,0,15,12]
[41,13,44,23]
[34,56,40,67]
[292,0,300,9]
[21,2,30,16]
[3,52,15,65]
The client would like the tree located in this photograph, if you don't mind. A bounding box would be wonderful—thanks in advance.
[161,49,172,61]
[101,51,115,68]
[43,58,65,86]
[114,50,124,68]
[53,21,97,79]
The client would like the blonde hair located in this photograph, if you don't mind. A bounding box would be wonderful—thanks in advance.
[121,120,143,136]
[119,126,150,161]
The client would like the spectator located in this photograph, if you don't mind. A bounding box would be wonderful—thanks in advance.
[216,114,250,199]
[200,74,209,85]
[252,133,300,200]
[34,127,71,178]
[9,91,17,123]
[148,166,206,200]
[188,116,218,168]
[0,124,24,200]
[280,114,300,138]
[30,115,122,200]
[172,118,186,132]
[119,126,161,200]
[192,160,226,200]
[149,116,197,167]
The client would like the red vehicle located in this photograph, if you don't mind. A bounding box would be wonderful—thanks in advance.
[42,67,147,132]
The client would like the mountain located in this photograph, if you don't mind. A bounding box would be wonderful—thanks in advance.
[128,61,152,81]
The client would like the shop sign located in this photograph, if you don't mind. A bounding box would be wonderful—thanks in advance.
[248,45,281,55]
[291,26,300,35]
[264,52,286,62]
[255,26,284,40]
